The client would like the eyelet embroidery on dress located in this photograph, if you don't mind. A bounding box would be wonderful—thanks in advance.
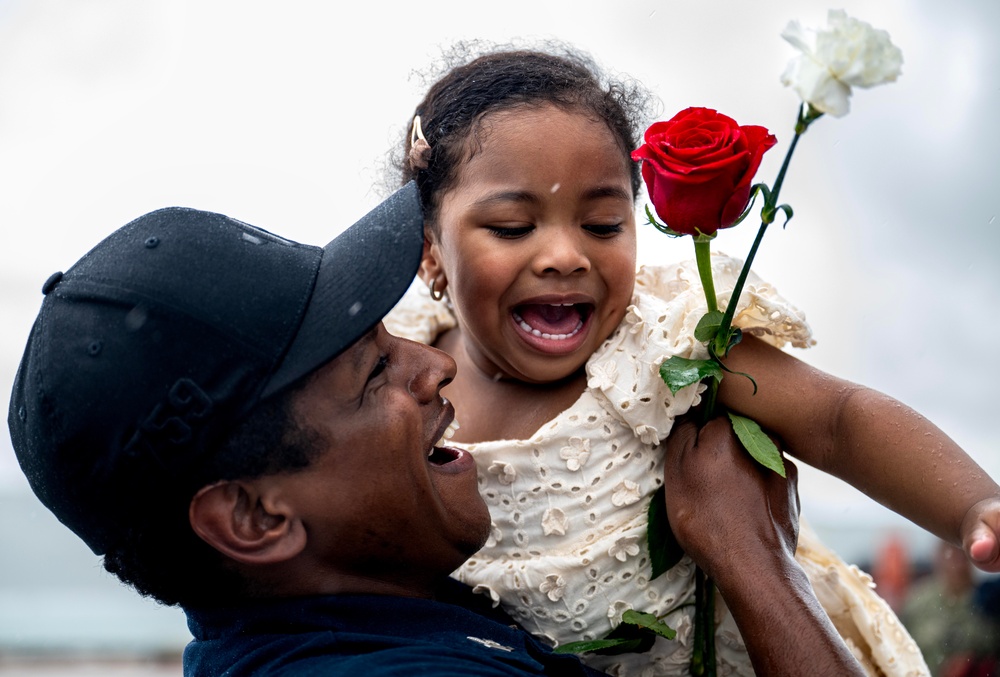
[383,260,927,677]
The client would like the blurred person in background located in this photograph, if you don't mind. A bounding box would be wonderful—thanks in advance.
[902,540,1000,676]
[873,533,914,613]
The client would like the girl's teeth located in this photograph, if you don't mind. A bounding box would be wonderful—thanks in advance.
[513,310,584,341]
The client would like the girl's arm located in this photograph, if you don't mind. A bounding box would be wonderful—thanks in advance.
[716,335,1000,571]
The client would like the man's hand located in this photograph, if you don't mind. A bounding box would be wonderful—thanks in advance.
[663,415,798,585]
[662,415,865,677]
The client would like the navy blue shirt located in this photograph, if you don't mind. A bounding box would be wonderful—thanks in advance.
[183,581,606,676]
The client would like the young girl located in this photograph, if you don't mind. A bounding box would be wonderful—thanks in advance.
[383,45,1000,677]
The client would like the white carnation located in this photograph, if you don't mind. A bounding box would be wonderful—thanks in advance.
[780,9,903,117]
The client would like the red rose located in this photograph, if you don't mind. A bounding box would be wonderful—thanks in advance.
[631,107,777,237]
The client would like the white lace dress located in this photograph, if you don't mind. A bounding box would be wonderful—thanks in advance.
[384,255,929,677]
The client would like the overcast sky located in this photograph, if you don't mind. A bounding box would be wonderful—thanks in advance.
[1,0,998,562]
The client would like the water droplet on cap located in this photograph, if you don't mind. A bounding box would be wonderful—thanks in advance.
[125,306,148,331]
[348,302,363,316]
[144,236,159,249]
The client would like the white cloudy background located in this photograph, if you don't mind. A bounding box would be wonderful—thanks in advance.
[0,0,997,656]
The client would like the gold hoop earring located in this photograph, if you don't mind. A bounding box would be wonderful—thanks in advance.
[429,278,445,302]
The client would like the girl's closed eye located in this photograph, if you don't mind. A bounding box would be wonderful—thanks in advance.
[486,224,534,239]
[584,223,624,238]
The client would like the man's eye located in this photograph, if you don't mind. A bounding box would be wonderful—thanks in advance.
[486,225,533,239]
[584,224,623,237]
[368,355,388,382]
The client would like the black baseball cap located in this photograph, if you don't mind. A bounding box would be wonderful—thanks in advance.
[8,182,424,555]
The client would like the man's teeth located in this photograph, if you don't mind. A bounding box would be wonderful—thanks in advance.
[433,418,461,450]
[513,306,584,340]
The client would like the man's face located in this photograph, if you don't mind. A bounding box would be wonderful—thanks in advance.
[278,323,490,595]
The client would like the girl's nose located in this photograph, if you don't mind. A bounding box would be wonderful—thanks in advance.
[533,228,590,276]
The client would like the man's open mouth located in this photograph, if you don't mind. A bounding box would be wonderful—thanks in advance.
[428,446,461,465]
[428,416,461,465]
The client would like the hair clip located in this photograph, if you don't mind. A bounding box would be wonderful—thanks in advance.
[408,115,432,170]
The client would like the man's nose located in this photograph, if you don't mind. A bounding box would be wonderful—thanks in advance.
[406,341,457,403]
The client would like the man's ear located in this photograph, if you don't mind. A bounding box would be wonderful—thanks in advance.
[189,480,306,566]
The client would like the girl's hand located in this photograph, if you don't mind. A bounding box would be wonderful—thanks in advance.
[962,497,1000,572]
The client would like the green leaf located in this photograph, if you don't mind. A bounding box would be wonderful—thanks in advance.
[594,618,657,655]
[555,607,677,656]
[658,356,723,395]
[729,183,767,228]
[727,413,786,477]
[796,103,825,134]
[710,326,744,359]
[555,626,653,656]
[621,610,677,640]
[694,311,725,343]
[756,183,771,206]
[644,205,685,237]
[647,486,685,579]
[776,203,794,228]
[554,638,644,655]
[708,339,757,395]
[725,327,743,352]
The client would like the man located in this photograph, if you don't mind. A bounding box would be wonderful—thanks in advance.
[8,182,864,675]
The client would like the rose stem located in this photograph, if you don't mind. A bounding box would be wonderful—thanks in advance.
[692,235,722,423]
[693,236,719,314]
[691,566,706,676]
[691,225,723,677]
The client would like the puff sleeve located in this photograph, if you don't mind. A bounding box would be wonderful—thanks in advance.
[586,254,815,444]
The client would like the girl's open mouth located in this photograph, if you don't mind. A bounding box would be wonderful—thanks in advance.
[511,302,593,353]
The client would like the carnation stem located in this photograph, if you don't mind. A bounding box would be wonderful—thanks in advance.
[714,105,807,356]
[767,105,806,211]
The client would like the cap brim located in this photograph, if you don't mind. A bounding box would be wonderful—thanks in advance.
[262,181,424,398]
